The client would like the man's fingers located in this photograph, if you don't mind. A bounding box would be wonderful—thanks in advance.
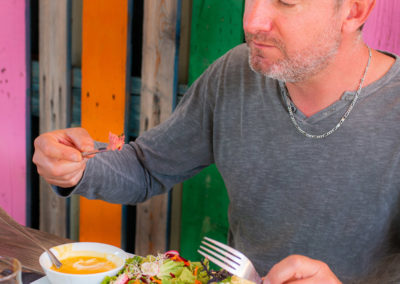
[32,128,95,188]
[45,172,84,188]
[265,255,342,284]
[34,134,82,162]
[65,127,95,152]
[265,255,323,284]
[34,148,86,179]
[43,164,86,188]
[34,128,95,162]
[44,159,86,180]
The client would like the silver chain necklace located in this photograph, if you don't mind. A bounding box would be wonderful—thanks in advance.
[280,47,372,139]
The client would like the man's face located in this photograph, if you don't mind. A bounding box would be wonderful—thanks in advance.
[243,0,343,83]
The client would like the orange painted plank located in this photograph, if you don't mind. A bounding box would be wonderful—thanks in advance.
[80,0,130,247]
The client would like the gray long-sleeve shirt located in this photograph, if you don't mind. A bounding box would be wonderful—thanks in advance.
[62,44,400,281]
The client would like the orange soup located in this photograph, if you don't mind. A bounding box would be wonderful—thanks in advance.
[50,256,117,274]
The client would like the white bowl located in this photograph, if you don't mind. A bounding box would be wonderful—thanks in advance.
[39,242,127,284]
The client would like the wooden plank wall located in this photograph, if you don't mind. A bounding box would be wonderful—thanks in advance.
[180,0,245,261]
[363,0,400,54]
[169,0,193,251]
[80,0,131,247]
[0,0,29,225]
[39,0,70,237]
[18,0,399,253]
[69,0,83,242]
[135,0,180,256]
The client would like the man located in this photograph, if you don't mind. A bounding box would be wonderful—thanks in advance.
[33,0,399,283]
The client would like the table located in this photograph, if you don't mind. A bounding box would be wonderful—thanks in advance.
[0,220,71,274]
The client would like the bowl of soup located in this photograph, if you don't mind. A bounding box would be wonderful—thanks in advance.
[39,242,127,284]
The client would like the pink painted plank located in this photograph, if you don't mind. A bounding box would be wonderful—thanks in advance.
[363,0,400,54]
[0,0,28,225]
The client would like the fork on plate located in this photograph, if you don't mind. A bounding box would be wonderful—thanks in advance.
[198,236,263,284]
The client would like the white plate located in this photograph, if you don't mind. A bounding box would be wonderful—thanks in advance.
[31,276,50,284]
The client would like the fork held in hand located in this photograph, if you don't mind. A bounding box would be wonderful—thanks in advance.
[81,147,110,158]
[198,237,262,284]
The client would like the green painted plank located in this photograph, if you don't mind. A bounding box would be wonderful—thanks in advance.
[181,165,229,260]
[188,0,244,85]
[180,0,244,261]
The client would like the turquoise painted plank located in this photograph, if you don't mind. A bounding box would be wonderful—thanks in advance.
[31,62,186,138]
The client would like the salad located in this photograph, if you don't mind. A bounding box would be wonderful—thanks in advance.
[101,250,233,284]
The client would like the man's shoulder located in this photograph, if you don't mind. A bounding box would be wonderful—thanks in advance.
[211,43,249,68]
[371,50,400,91]
[200,43,253,82]
[228,43,249,55]
[223,43,249,63]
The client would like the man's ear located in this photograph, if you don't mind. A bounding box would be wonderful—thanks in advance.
[341,0,376,33]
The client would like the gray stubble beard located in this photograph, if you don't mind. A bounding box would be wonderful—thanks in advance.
[246,23,342,83]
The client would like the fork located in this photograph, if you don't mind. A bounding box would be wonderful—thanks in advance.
[81,147,111,158]
[198,237,263,284]
[0,207,63,269]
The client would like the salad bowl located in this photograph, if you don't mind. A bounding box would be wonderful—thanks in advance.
[101,250,235,284]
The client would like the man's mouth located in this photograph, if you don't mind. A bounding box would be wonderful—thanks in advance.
[251,41,275,49]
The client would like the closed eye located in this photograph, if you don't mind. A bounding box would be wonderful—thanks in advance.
[278,0,297,7]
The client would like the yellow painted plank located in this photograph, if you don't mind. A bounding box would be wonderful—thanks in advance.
[80,0,130,247]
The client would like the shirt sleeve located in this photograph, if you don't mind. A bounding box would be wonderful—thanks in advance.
[54,54,225,205]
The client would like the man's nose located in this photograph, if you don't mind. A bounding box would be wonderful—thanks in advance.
[243,0,274,34]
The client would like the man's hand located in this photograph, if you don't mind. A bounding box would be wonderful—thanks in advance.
[264,255,342,284]
[33,127,95,188]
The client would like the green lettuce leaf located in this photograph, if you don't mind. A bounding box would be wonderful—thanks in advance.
[159,259,185,279]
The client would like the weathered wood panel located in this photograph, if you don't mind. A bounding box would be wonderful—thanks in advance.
[180,0,245,261]
[69,0,83,242]
[71,0,83,68]
[39,0,70,237]
[169,0,193,252]
[177,0,192,85]
[80,0,131,247]
[136,0,179,255]
[363,0,400,54]
[0,0,29,225]
[0,221,72,274]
